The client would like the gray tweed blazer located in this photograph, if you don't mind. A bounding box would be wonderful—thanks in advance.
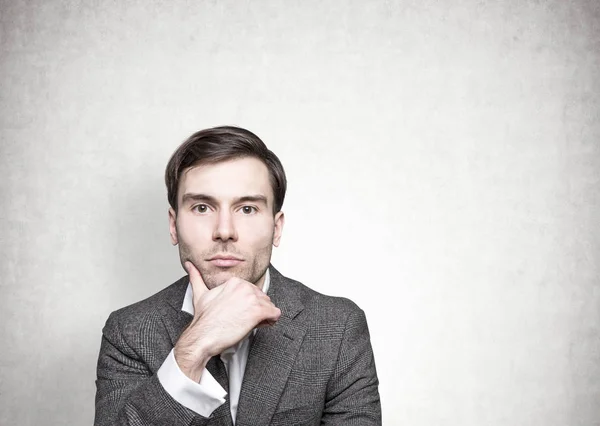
[94,265,381,425]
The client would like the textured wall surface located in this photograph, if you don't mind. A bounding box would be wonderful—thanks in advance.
[1,1,599,424]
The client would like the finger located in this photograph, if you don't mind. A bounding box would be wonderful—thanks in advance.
[256,303,280,327]
[184,261,208,302]
[256,307,281,327]
[256,319,277,328]
[258,303,281,322]
[271,306,282,321]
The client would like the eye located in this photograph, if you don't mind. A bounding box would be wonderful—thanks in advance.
[193,204,209,214]
[241,206,257,215]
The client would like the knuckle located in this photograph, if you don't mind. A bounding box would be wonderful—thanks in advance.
[250,294,262,307]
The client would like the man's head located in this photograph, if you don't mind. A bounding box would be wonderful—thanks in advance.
[165,126,286,289]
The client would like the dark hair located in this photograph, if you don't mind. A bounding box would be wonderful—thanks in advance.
[165,126,287,215]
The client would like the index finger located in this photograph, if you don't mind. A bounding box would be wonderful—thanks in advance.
[184,261,208,301]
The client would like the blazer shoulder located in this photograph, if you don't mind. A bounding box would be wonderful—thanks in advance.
[275,271,365,323]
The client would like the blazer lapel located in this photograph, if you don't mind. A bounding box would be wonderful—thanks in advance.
[235,266,307,426]
[159,276,194,348]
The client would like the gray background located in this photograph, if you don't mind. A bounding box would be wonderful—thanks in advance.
[1,0,599,425]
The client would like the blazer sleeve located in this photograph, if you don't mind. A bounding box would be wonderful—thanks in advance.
[321,307,382,425]
[94,311,208,426]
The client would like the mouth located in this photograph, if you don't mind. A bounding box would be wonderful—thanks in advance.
[207,255,244,268]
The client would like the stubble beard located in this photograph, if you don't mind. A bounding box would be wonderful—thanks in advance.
[177,239,274,290]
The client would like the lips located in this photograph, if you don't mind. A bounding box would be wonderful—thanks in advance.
[208,255,243,268]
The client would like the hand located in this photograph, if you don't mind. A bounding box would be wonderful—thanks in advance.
[173,261,281,381]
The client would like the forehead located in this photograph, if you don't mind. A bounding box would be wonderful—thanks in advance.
[178,157,272,202]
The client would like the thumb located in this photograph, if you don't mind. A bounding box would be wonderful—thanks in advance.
[184,261,208,304]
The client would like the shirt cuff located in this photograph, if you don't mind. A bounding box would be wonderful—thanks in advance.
[157,349,227,417]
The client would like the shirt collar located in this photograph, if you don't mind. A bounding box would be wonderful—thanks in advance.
[181,268,271,316]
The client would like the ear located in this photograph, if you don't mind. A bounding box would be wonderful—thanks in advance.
[168,207,179,245]
[272,211,285,247]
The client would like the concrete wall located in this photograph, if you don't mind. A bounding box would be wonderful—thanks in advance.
[1,0,598,424]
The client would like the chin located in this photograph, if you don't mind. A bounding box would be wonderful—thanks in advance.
[202,267,244,288]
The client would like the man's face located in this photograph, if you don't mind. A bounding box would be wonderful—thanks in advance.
[169,157,284,290]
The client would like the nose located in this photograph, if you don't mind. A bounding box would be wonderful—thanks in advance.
[212,210,237,242]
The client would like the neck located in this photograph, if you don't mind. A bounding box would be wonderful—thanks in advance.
[255,272,266,290]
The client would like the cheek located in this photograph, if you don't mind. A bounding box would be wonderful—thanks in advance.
[177,216,213,242]
[256,232,276,252]
[239,221,274,248]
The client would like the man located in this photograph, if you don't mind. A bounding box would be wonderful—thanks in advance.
[94,126,381,425]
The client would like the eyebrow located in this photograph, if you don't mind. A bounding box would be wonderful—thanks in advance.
[181,193,268,206]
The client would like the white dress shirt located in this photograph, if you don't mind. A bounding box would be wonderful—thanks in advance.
[157,270,271,424]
